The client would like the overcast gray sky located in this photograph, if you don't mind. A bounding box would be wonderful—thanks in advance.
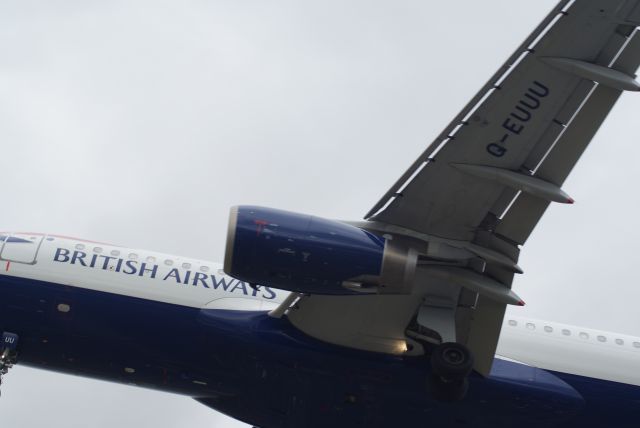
[1,0,639,426]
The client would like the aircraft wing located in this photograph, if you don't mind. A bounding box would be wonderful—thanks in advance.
[366,0,640,243]
[287,0,640,375]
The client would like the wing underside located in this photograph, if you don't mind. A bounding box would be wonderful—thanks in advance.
[285,0,640,375]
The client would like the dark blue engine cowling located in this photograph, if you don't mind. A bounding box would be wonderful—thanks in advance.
[224,206,386,295]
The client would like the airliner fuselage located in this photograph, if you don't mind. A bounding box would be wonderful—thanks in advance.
[0,232,638,427]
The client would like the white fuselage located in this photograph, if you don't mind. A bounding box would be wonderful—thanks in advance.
[497,316,640,386]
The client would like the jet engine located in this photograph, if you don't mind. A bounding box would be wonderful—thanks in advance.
[223,206,417,295]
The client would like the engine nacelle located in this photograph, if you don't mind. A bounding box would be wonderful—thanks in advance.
[223,206,417,295]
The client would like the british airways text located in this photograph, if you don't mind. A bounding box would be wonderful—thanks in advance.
[53,248,277,300]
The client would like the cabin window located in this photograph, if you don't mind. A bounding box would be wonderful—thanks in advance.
[544,326,553,333]
[93,247,103,254]
[111,249,120,257]
[146,256,156,263]
[200,265,210,273]
[165,259,173,266]
[46,237,54,241]
[562,329,571,336]
[508,320,517,327]
[526,323,535,330]
[579,332,590,340]
[129,253,138,260]
[182,262,191,269]
[75,243,85,250]
[597,335,607,343]
[633,342,640,349]
[615,339,624,346]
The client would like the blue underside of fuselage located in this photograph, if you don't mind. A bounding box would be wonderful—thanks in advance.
[0,274,638,428]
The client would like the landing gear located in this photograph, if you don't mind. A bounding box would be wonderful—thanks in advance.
[0,332,19,397]
[428,342,473,402]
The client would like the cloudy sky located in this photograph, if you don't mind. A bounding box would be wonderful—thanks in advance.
[1,0,639,426]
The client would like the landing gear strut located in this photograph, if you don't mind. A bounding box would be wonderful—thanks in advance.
[428,342,474,402]
[0,332,19,397]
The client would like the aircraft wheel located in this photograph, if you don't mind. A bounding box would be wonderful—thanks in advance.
[430,342,474,381]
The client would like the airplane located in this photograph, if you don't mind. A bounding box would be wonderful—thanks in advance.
[2,0,640,427]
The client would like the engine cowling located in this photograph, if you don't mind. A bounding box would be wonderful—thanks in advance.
[223,206,417,295]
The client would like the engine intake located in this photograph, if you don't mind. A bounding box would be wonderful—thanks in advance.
[224,206,417,295]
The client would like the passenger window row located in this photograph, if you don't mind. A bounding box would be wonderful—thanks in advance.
[72,244,213,273]
[507,319,640,349]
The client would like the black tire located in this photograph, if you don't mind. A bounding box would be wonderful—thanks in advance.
[428,375,469,402]
[430,342,474,380]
